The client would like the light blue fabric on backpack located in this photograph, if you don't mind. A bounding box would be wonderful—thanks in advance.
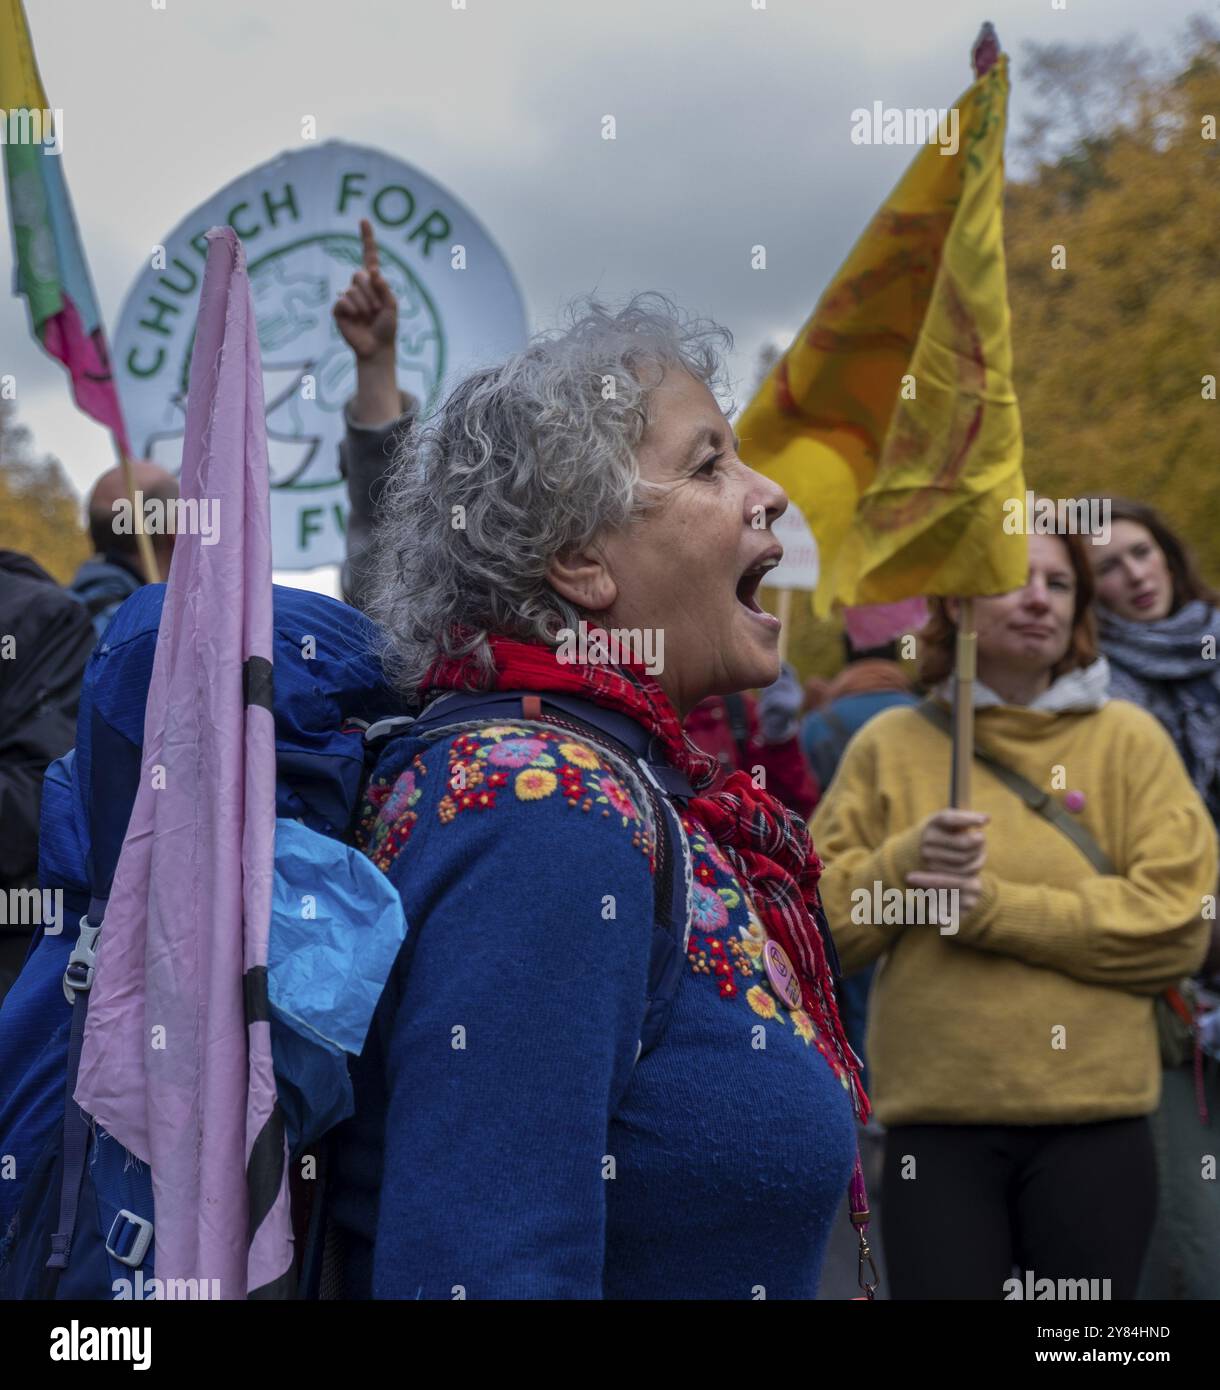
[261,820,410,1155]
[269,817,408,1065]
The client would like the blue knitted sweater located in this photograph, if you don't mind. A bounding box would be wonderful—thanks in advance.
[330,720,856,1299]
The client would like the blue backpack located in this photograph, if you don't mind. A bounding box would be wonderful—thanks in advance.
[68,556,144,643]
[0,583,689,1300]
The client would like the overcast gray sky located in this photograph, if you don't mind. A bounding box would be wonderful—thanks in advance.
[2,0,1209,579]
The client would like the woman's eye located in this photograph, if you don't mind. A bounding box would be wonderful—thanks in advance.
[695,454,721,477]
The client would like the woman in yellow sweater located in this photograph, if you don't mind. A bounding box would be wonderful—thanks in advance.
[810,530,1217,1299]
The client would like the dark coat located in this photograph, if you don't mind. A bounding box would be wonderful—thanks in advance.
[0,551,94,894]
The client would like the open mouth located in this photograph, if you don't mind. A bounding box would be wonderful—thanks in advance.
[736,552,781,615]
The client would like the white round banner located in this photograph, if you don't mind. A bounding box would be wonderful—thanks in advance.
[761,503,820,593]
[113,140,527,569]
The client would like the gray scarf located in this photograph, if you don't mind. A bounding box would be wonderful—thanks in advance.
[1099,600,1220,824]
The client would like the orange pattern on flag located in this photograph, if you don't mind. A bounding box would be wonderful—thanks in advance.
[738,54,1026,614]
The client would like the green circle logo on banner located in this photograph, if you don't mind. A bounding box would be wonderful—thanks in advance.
[114,140,527,571]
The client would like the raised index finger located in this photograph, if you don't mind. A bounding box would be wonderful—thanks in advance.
[360,218,380,273]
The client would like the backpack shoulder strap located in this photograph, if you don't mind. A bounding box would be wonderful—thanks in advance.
[914,699,1116,875]
[407,691,691,1059]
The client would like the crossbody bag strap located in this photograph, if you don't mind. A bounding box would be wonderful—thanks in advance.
[914,699,1116,875]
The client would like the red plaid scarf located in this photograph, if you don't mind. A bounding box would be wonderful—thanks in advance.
[426,635,869,1123]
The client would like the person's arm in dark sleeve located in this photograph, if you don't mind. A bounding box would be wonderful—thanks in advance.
[339,384,417,613]
[0,587,93,886]
[332,216,417,614]
[370,744,654,1298]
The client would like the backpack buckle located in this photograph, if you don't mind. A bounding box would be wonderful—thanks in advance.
[105,1208,154,1268]
[62,917,102,1004]
[362,715,416,746]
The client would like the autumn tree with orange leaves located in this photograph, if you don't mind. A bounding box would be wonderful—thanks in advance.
[1006,22,1220,589]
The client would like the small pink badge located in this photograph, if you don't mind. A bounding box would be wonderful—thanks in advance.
[763,939,803,1011]
[1064,790,1086,813]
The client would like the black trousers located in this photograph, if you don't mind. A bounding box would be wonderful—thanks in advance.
[881,1118,1157,1299]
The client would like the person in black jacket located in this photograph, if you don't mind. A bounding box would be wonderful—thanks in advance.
[0,551,94,1000]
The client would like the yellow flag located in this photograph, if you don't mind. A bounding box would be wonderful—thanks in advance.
[738,54,1025,615]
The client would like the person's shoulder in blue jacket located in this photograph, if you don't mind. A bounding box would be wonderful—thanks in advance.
[802,688,919,792]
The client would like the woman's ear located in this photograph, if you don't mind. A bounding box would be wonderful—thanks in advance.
[547,546,617,613]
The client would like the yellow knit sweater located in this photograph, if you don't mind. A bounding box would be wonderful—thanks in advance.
[810,697,1217,1126]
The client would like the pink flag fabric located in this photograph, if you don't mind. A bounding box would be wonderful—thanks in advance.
[75,227,290,1298]
[843,597,929,652]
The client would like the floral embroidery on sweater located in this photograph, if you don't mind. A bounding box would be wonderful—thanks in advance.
[358,725,653,875]
[357,752,429,871]
[433,726,650,857]
[681,813,850,1088]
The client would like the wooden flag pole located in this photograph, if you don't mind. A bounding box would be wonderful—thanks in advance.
[116,442,160,584]
[776,588,793,664]
[947,25,999,809]
[950,597,975,807]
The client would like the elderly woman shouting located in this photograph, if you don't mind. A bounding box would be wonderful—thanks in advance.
[328,295,865,1300]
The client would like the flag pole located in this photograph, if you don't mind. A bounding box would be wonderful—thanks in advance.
[950,597,975,807]
[776,588,793,664]
[947,26,1000,810]
[116,441,160,584]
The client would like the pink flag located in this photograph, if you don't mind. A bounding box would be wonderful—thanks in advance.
[75,227,290,1298]
[843,596,929,652]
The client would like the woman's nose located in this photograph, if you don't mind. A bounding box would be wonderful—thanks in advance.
[747,468,788,527]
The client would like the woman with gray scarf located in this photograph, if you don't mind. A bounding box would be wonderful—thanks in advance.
[1091,496,1220,1300]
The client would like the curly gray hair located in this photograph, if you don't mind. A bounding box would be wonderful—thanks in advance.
[365,291,734,695]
